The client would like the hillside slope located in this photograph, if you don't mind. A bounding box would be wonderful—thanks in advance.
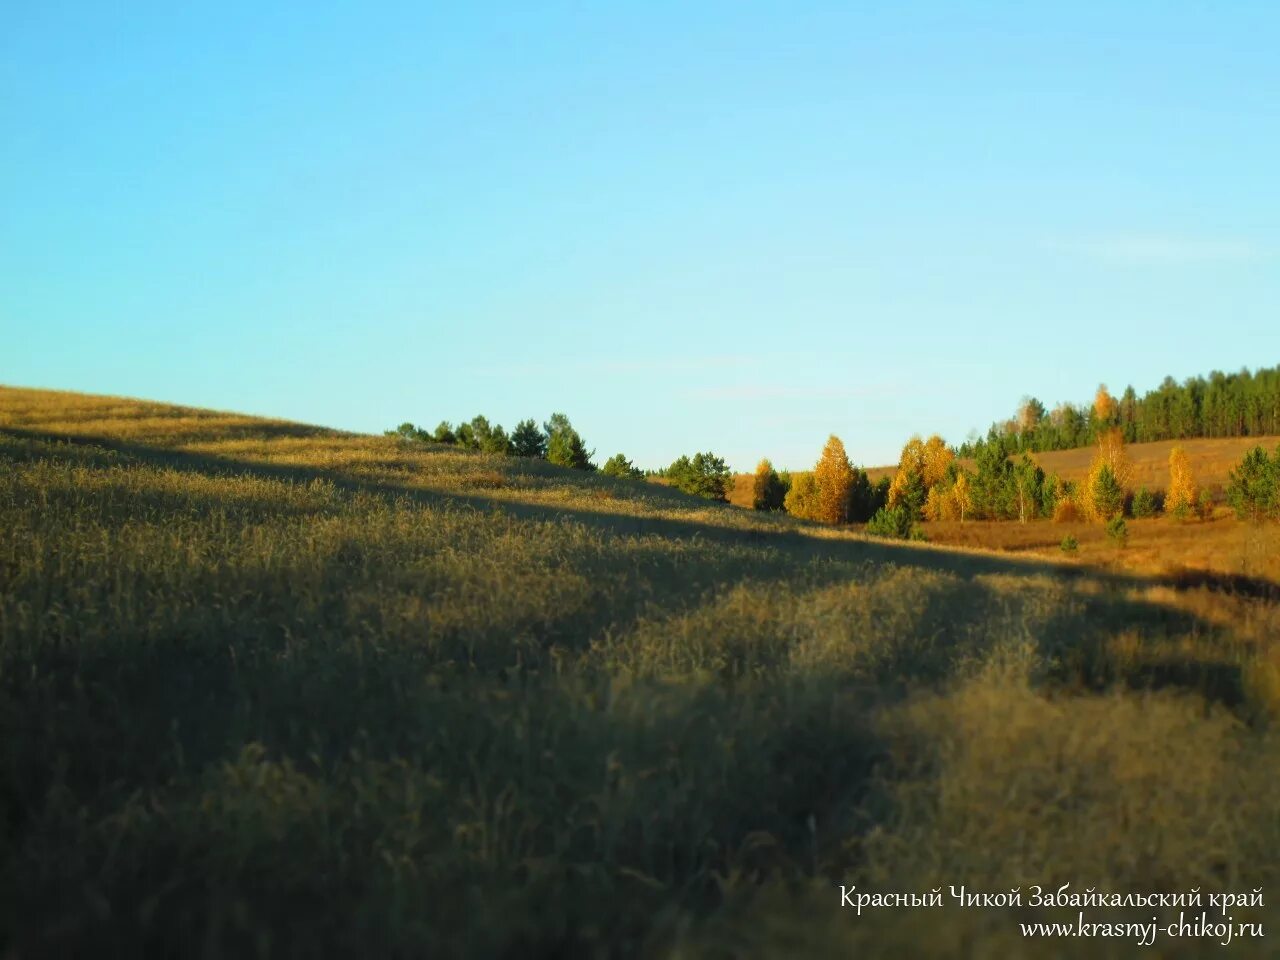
[3,386,1277,957]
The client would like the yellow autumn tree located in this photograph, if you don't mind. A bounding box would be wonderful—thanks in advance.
[751,458,786,511]
[1166,446,1198,520]
[921,434,954,489]
[887,436,924,510]
[1083,427,1134,520]
[923,485,947,521]
[888,434,953,520]
[924,481,964,521]
[813,435,855,524]
[783,472,820,521]
[1094,384,1119,425]
[952,472,972,522]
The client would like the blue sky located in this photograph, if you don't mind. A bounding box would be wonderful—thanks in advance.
[4,1,1278,470]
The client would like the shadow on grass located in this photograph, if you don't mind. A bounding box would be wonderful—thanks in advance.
[5,426,1276,957]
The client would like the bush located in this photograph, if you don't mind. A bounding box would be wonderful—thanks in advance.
[1090,464,1125,521]
[1060,534,1078,553]
[848,474,890,523]
[1130,486,1157,519]
[1106,516,1128,548]
[666,452,732,501]
[783,472,819,520]
[866,506,915,540]
[751,459,787,511]
[1198,488,1216,520]
[601,453,643,480]
[1052,497,1079,523]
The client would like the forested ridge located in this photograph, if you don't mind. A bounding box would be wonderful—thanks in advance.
[959,364,1280,458]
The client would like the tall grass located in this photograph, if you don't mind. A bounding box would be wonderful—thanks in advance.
[2,387,1278,957]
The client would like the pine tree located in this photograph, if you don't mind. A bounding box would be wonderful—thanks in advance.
[1227,446,1277,523]
[1131,487,1156,518]
[1017,397,1046,436]
[972,441,1014,519]
[480,423,512,455]
[544,413,594,470]
[601,453,643,479]
[1013,455,1044,523]
[510,419,547,458]
[1090,463,1125,520]
[666,452,731,501]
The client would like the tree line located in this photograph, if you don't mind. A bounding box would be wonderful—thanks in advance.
[959,365,1280,460]
[388,361,1280,535]
[388,414,595,469]
[387,414,737,501]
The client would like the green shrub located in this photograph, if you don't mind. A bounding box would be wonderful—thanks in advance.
[867,506,914,540]
[1105,515,1128,548]
[1226,446,1277,522]
[1130,486,1156,519]
[601,453,643,479]
[1198,488,1215,520]
[751,459,788,511]
[1060,534,1078,553]
[1090,464,1125,520]
[666,452,732,501]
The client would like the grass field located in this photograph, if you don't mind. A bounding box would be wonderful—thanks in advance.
[3,385,1278,957]
[917,513,1280,587]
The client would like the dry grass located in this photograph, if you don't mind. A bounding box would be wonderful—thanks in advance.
[3,385,1279,958]
[920,513,1280,587]
[1032,436,1280,493]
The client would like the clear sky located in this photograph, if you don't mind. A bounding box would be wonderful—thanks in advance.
[4,2,1278,470]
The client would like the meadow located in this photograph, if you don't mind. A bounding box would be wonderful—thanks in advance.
[3,386,1278,958]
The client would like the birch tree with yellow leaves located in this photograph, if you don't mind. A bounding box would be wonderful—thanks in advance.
[1166,446,1198,520]
[1084,428,1134,520]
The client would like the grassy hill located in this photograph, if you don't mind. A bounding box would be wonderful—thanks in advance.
[3,386,1278,957]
